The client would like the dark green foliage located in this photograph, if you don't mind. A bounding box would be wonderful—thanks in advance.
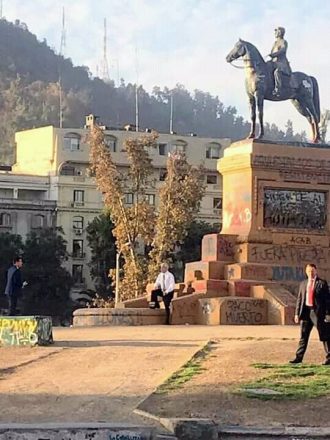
[86,213,116,297]
[21,227,73,319]
[172,221,218,281]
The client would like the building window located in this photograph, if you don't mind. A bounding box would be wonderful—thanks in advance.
[145,194,155,205]
[206,143,221,159]
[159,169,167,181]
[213,198,222,209]
[31,214,45,229]
[72,264,83,284]
[0,212,11,226]
[73,216,84,230]
[72,239,84,258]
[207,175,217,184]
[73,190,84,205]
[64,132,81,151]
[171,140,187,154]
[104,135,117,152]
[158,143,168,156]
[124,193,134,204]
[60,165,75,176]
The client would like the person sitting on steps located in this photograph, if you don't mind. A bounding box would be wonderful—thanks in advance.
[149,262,175,325]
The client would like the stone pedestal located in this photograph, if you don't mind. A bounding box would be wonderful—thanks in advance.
[218,139,330,281]
[172,139,330,325]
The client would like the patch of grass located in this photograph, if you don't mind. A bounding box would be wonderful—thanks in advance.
[239,363,330,400]
[155,341,214,395]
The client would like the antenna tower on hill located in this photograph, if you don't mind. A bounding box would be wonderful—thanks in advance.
[101,18,110,82]
[58,6,66,128]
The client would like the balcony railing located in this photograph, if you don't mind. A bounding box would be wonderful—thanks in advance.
[71,252,86,259]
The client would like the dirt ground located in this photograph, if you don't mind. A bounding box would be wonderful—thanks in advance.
[140,336,330,427]
[0,325,329,427]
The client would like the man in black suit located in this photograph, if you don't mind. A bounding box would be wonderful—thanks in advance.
[4,256,27,316]
[290,263,330,365]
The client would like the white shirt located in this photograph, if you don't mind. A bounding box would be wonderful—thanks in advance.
[154,271,175,294]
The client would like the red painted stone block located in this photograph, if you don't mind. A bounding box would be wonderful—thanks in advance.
[192,279,228,295]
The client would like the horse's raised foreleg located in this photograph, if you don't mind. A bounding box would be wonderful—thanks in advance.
[256,93,264,139]
[247,95,256,138]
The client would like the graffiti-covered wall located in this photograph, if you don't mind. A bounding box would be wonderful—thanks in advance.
[0,316,53,346]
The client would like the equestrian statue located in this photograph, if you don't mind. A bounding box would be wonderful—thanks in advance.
[226,27,321,143]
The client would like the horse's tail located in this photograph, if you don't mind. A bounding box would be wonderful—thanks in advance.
[311,76,320,123]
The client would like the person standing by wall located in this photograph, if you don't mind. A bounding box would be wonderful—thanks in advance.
[4,256,27,316]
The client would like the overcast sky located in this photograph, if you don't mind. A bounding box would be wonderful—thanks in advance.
[4,0,330,134]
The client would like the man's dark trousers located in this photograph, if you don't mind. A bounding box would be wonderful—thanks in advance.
[8,295,18,316]
[150,288,174,325]
[296,307,330,362]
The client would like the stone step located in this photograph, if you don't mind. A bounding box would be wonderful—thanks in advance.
[73,308,166,326]
[191,279,228,295]
[224,262,308,283]
[251,285,296,325]
[227,279,276,297]
[184,260,226,283]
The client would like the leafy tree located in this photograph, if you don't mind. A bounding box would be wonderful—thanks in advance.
[285,119,294,140]
[86,212,116,297]
[88,123,157,300]
[21,227,73,319]
[148,152,206,281]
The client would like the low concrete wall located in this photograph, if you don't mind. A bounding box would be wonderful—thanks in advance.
[73,308,166,327]
[0,423,155,440]
[0,316,53,346]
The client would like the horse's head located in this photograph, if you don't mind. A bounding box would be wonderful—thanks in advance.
[226,39,246,63]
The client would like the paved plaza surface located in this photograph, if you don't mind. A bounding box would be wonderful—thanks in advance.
[0,325,328,429]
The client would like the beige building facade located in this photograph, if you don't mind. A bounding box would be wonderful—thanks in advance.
[0,122,229,293]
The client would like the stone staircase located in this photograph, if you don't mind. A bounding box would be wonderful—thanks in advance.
[118,233,297,326]
[169,233,296,325]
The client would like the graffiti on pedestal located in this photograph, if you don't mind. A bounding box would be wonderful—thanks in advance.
[264,189,326,230]
[251,245,330,265]
[223,299,266,324]
[272,266,305,282]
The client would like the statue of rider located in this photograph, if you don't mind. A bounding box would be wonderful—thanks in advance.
[268,27,292,97]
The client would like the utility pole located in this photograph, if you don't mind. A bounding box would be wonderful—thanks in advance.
[169,92,174,133]
[135,47,139,132]
[101,18,110,81]
[0,0,3,19]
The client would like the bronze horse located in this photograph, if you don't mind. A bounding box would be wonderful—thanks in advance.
[226,39,320,143]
